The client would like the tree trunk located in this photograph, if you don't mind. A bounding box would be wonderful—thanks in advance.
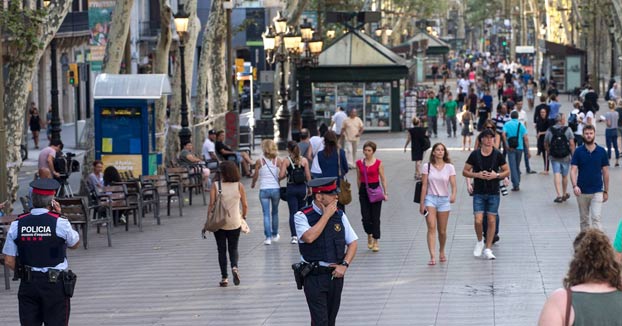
[205,0,228,132]
[154,0,172,166]
[285,0,309,26]
[165,0,198,164]
[79,0,133,194]
[102,0,134,74]
[166,46,182,166]
[2,0,72,208]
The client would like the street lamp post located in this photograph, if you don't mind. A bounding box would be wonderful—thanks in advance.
[262,14,324,145]
[44,1,62,142]
[174,7,191,146]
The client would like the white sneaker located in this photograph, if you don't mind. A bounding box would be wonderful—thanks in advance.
[272,234,280,242]
[290,236,298,244]
[483,248,496,260]
[263,238,271,245]
[473,240,485,257]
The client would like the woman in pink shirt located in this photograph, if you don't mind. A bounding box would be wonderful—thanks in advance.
[419,143,457,265]
[356,141,388,252]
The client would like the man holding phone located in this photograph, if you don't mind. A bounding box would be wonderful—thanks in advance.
[2,178,80,325]
[463,129,510,260]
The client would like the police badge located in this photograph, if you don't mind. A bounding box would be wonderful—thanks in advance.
[334,224,342,232]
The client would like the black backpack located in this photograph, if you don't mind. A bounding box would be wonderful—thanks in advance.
[549,127,571,159]
[567,113,578,132]
[288,157,306,184]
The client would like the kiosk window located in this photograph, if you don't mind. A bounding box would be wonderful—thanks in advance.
[101,108,142,154]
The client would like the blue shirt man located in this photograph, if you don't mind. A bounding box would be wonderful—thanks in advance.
[502,111,530,190]
[570,125,609,231]
[548,97,561,120]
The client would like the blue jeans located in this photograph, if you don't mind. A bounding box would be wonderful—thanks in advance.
[286,183,307,237]
[473,194,500,216]
[523,148,533,172]
[259,188,280,239]
[507,149,523,189]
[605,128,619,160]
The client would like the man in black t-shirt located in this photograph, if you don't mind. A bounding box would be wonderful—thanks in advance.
[463,129,510,260]
[215,130,254,177]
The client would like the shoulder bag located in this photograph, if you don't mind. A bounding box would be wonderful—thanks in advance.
[363,160,384,203]
[507,122,520,149]
[337,150,352,205]
[414,163,431,203]
[565,288,572,326]
[204,177,229,232]
[263,158,287,201]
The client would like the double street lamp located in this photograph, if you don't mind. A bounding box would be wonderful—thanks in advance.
[262,13,323,149]
[173,6,191,146]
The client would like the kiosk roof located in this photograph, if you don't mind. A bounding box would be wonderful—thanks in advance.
[93,74,172,100]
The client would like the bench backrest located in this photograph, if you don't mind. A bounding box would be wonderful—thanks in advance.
[56,197,88,224]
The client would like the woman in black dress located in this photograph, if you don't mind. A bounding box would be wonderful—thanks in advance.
[535,107,553,175]
[28,104,42,149]
[404,117,428,179]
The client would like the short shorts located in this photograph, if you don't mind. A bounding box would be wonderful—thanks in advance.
[424,194,451,212]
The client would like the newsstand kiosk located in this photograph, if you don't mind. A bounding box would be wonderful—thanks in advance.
[93,74,172,176]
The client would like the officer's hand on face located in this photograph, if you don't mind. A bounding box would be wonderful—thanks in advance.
[329,264,347,278]
[49,200,61,213]
[321,197,338,217]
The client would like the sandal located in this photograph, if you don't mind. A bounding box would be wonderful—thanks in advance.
[439,255,447,263]
[562,193,570,201]
[219,278,228,287]
[553,197,563,203]
[428,259,436,266]
[232,268,240,286]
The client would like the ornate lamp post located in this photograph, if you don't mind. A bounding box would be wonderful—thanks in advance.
[294,19,323,136]
[174,6,191,145]
[262,12,298,150]
[44,0,62,142]
[262,14,324,144]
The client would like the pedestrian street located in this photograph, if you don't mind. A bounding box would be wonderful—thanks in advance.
[1,103,621,325]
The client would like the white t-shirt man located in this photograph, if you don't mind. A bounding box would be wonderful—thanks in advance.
[572,109,584,136]
[331,110,347,135]
[202,138,216,160]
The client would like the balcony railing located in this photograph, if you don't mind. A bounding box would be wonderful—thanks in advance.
[58,11,89,35]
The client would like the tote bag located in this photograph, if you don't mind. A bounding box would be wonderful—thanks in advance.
[205,178,230,232]
[413,163,431,204]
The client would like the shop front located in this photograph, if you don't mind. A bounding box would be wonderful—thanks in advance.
[298,30,410,132]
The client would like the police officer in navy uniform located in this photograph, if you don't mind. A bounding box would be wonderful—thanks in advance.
[294,177,358,326]
[2,179,80,325]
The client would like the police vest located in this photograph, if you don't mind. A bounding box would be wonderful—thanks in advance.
[298,206,346,263]
[15,212,66,268]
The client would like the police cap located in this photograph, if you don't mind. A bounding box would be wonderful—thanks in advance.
[307,177,339,195]
[30,178,60,196]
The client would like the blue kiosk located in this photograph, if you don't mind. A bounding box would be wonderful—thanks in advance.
[93,74,171,176]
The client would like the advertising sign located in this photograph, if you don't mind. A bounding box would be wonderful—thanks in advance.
[101,155,143,177]
[88,0,115,72]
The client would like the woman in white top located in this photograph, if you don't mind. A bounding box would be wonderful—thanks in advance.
[251,139,282,245]
[418,143,457,266]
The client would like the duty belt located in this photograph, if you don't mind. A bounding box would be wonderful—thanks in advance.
[21,265,63,283]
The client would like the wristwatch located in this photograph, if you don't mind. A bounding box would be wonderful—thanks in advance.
[496,172,500,179]
[340,260,349,268]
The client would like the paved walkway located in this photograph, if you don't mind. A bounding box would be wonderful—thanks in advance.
[2,97,621,325]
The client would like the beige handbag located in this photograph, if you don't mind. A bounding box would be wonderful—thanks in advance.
[240,219,250,234]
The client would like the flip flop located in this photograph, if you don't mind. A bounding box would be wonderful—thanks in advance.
[439,256,447,263]
[428,259,436,266]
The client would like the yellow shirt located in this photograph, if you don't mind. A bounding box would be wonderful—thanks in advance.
[341,117,364,141]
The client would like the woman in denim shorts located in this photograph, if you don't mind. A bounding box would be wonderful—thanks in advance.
[418,143,457,265]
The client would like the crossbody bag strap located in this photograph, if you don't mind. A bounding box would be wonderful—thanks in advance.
[337,150,342,179]
[262,158,280,185]
[565,288,572,326]
[362,160,370,189]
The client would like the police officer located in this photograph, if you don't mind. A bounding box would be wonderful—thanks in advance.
[2,179,80,325]
[294,177,358,326]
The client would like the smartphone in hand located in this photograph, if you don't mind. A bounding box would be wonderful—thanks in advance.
[423,209,429,217]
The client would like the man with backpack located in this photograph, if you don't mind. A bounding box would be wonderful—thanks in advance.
[545,113,576,203]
